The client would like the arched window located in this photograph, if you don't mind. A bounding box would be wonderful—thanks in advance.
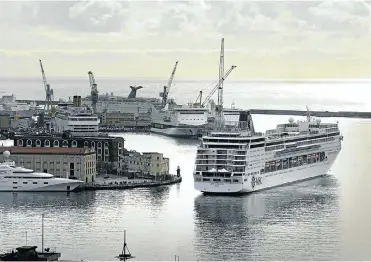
[84,141,89,147]
[62,140,68,148]
[72,140,77,147]
[17,140,23,147]
[36,140,41,147]
[91,141,95,148]
[104,142,109,148]
[45,140,50,147]
[53,140,59,147]
[26,139,32,147]
[98,142,102,148]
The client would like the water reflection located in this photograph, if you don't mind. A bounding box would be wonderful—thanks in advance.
[0,191,96,210]
[193,176,341,261]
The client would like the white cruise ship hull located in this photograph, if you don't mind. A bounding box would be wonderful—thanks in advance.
[194,151,339,194]
[0,178,83,192]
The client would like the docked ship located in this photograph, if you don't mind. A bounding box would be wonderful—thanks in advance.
[0,151,83,192]
[150,100,209,138]
[193,109,343,194]
[53,96,100,137]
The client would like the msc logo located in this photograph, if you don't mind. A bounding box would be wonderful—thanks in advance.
[251,176,262,188]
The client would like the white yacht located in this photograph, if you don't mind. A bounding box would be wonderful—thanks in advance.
[193,109,343,194]
[0,151,83,192]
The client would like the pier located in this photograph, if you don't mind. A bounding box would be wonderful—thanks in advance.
[14,99,371,119]
[76,175,182,191]
[249,109,371,119]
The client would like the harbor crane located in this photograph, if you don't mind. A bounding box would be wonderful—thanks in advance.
[160,61,178,107]
[39,59,54,111]
[88,71,99,113]
[201,65,236,108]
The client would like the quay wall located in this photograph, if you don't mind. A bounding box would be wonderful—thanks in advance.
[76,175,182,191]
[14,99,371,119]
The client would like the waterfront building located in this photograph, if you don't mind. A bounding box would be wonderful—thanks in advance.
[120,151,170,178]
[12,135,125,173]
[0,146,96,183]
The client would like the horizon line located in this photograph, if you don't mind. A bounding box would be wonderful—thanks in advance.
[0,76,371,83]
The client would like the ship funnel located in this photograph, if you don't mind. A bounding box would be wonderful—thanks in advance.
[73,95,82,107]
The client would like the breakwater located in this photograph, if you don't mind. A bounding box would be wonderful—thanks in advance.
[76,176,182,191]
[250,109,371,119]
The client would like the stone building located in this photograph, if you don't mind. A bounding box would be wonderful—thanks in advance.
[11,134,124,173]
[120,151,169,178]
[0,146,96,183]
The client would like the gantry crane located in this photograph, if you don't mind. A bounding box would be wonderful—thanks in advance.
[160,61,178,107]
[39,59,54,111]
[88,71,99,113]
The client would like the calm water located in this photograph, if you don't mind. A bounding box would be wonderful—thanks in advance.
[1,115,371,260]
[0,78,371,260]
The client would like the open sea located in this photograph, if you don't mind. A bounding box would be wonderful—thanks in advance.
[0,77,371,260]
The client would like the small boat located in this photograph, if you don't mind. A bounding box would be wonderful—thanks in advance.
[116,230,134,261]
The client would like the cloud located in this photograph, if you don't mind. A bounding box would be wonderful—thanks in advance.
[0,0,370,78]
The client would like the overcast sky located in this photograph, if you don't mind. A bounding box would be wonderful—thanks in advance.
[0,0,370,79]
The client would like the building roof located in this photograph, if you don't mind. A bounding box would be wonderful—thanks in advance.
[13,134,125,141]
[0,147,95,155]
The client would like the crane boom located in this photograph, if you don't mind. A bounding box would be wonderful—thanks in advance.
[88,71,99,114]
[201,65,236,107]
[39,59,48,91]
[161,61,178,107]
[39,59,53,111]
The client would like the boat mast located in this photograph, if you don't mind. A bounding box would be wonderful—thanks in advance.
[41,214,44,252]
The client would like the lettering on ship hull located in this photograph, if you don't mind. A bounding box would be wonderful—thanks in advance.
[251,176,262,188]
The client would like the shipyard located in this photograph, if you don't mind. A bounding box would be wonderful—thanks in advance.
[1,0,371,260]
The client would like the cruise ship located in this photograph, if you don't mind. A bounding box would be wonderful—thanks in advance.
[53,96,100,137]
[150,100,209,138]
[0,151,83,192]
[193,110,343,194]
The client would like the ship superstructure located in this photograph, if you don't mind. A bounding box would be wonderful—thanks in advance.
[0,151,83,192]
[193,109,343,194]
[53,96,100,137]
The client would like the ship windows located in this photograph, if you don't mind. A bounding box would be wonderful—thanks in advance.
[203,178,210,182]
[53,140,59,147]
[45,140,50,147]
[264,152,326,173]
[62,140,68,147]
[233,179,239,183]
[36,140,41,147]
[91,142,95,148]
[72,140,77,147]
[84,141,89,147]
[26,139,32,147]
[44,182,48,184]
[17,140,23,146]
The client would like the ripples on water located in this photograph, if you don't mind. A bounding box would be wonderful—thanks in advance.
[1,116,371,261]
